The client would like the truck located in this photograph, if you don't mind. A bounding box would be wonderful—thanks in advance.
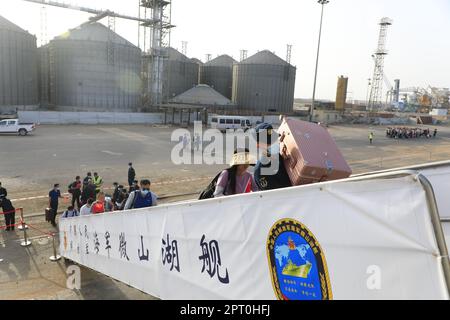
[0,119,36,136]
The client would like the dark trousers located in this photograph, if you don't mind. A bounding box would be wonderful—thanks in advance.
[71,192,81,210]
[50,203,58,226]
[4,212,15,231]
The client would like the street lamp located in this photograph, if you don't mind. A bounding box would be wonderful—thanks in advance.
[310,0,330,122]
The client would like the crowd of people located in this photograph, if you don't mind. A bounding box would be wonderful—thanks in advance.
[386,127,438,139]
[3,123,302,231]
[53,162,158,227]
[0,162,159,230]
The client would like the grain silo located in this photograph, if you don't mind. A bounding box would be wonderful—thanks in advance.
[232,50,296,113]
[190,58,203,85]
[200,55,236,100]
[163,48,199,102]
[0,15,38,111]
[39,22,142,111]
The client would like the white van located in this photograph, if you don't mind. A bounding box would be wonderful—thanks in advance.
[211,116,252,132]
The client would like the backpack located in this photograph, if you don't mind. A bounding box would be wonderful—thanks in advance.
[198,169,232,200]
[68,182,74,194]
[132,191,153,209]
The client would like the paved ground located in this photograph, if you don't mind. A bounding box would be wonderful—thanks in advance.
[1,122,450,299]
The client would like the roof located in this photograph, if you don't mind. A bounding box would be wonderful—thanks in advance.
[167,47,191,61]
[170,84,235,106]
[190,58,204,65]
[53,23,137,47]
[205,54,237,67]
[240,50,289,66]
[0,15,29,33]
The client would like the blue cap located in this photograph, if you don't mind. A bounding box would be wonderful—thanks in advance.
[255,122,273,133]
[254,123,275,144]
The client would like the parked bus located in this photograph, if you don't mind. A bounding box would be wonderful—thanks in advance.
[211,116,252,132]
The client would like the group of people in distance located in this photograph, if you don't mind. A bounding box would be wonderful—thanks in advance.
[49,162,157,227]
[386,127,437,139]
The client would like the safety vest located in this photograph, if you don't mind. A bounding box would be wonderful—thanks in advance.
[93,176,103,190]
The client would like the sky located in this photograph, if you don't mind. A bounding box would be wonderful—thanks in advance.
[0,0,449,101]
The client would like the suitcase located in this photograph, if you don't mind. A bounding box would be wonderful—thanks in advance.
[278,118,352,185]
[45,208,52,222]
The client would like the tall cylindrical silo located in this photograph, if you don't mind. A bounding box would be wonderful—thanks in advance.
[200,55,236,100]
[335,76,348,110]
[232,50,296,113]
[163,48,199,102]
[40,23,142,111]
[0,15,38,110]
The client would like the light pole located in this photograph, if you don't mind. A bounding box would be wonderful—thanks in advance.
[310,0,330,122]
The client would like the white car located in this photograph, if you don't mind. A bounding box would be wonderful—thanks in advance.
[0,119,36,136]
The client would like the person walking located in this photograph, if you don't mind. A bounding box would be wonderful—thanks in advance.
[128,163,136,189]
[253,123,292,191]
[369,132,374,145]
[0,197,16,231]
[124,179,158,210]
[92,172,103,197]
[214,149,258,197]
[48,184,63,227]
[434,129,438,138]
[69,176,82,210]
[0,182,7,199]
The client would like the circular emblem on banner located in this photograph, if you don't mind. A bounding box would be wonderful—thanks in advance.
[267,218,332,300]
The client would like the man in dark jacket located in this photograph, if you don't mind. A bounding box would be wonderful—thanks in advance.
[253,123,292,191]
[128,163,136,188]
[0,182,7,199]
[81,179,96,205]
[69,176,82,210]
[0,197,15,231]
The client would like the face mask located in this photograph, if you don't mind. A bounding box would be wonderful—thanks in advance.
[141,189,150,195]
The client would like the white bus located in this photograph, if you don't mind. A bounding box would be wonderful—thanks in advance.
[211,116,252,132]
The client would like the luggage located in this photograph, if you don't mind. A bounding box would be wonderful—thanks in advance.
[278,118,352,186]
[45,208,52,222]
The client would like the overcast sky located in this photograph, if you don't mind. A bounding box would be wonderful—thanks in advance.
[1,0,449,101]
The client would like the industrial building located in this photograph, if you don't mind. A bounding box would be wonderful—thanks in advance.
[39,22,142,111]
[232,50,296,113]
[161,48,200,103]
[170,84,235,107]
[200,55,236,100]
[0,15,38,111]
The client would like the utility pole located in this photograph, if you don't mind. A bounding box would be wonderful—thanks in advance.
[310,0,330,122]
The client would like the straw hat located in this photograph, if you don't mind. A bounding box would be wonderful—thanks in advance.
[230,150,257,167]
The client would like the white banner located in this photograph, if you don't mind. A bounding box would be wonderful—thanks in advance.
[60,173,449,300]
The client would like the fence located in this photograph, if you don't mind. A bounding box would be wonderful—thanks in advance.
[59,170,450,300]
[18,111,165,125]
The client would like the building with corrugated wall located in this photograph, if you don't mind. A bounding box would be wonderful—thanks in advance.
[163,48,199,102]
[200,55,236,100]
[0,15,38,111]
[39,22,142,111]
[232,50,296,113]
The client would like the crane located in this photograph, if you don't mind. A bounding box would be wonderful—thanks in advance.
[22,0,155,25]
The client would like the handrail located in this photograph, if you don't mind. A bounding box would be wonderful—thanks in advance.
[351,160,450,178]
